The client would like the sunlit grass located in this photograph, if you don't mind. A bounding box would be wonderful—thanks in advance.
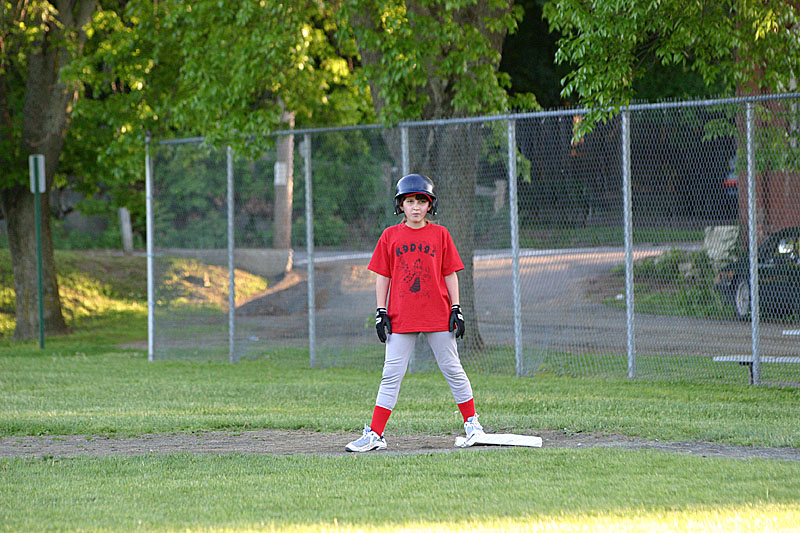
[2,449,799,531]
[0,250,147,338]
[0,250,269,338]
[520,225,704,249]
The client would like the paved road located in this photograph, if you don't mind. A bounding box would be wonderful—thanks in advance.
[291,246,799,380]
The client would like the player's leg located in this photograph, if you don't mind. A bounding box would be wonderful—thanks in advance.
[426,330,473,407]
[346,332,416,452]
[426,331,484,439]
[373,332,416,427]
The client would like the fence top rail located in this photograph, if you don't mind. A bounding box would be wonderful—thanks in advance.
[152,92,800,145]
[157,136,206,146]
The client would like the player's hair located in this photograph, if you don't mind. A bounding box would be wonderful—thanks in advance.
[398,193,434,223]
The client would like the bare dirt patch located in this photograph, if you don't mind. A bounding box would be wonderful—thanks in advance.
[2,429,799,461]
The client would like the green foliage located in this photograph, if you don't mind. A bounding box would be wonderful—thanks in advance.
[607,248,733,319]
[755,103,800,172]
[517,226,704,249]
[52,0,379,241]
[50,219,144,251]
[149,143,231,249]
[474,202,510,249]
[77,1,375,154]
[631,248,715,283]
[148,128,392,250]
[543,0,800,137]
[338,0,524,123]
[292,130,392,248]
[0,250,13,334]
[154,256,268,310]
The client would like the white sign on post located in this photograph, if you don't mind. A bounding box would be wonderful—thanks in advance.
[29,155,45,193]
[274,161,288,186]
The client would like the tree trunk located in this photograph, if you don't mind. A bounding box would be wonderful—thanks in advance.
[412,123,484,353]
[1,185,67,338]
[0,0,97,339]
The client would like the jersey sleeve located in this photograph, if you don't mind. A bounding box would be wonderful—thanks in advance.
[440,227,465,276]
[367,229,392,278]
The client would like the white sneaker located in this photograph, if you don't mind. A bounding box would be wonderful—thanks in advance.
[345,425,387,452]
[464,414,484,440]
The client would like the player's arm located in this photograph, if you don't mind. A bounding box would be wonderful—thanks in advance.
[376,274,390,308]
[444,272,459,306]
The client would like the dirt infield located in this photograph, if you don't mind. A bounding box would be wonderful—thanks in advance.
[2,429,799,461]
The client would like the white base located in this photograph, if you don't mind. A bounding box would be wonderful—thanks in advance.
[455,432,543,448]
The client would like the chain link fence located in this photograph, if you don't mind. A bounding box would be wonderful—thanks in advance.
[146,93,800,386]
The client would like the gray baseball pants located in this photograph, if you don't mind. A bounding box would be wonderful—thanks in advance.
[375,331,474,410]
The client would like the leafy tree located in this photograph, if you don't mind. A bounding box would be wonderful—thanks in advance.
[1,0,97,339]
[76,0,378,243]
[3,0,536,344]
[543,1,800,236]
[339,0,529,352]
[543,0,800,135]
[2,0,373,338]
[98,0,534,353]
[85,0,373,153]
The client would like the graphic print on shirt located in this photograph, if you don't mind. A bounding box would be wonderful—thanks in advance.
[395,240,435,299]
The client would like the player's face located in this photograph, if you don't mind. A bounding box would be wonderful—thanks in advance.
[401,194,430,227]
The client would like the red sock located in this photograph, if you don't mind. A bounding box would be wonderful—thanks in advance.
[457,398,476,422]
[370,405,392,436]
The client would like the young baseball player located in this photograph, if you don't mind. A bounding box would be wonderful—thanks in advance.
[345,173,484,452]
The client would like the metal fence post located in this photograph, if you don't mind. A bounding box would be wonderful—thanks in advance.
[227,146,236,363]
[746,102,761,384]
[507,119,523,376]
[145,132,154,362]
[622,110,635,379]
[303,134,316,368]
[401,127,409,175]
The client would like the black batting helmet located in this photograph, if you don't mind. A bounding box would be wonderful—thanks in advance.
[394,173,438,215]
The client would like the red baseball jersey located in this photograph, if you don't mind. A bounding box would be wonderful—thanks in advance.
[368,222,464,333]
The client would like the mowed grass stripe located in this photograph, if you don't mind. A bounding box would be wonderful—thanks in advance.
[2,448,799,531]
[1,351,799,447]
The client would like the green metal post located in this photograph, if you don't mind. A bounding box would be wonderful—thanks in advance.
[34,166,45,349]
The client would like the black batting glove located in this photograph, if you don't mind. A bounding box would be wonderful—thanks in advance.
[375,307,392,343]
[449,304,465,339]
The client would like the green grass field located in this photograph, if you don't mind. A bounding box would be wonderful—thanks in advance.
[3,450,800,531]
[1,250,800,531]
[2,341,800,531]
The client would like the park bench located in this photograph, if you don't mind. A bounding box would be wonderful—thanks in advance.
[713,330,800,383]
[712,355,800,384]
